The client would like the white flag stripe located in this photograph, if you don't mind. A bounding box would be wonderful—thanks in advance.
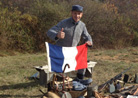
[45,42,51,72]
[62,47,78,73]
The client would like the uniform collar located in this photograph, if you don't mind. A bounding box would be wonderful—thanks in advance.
[71,17,79,25]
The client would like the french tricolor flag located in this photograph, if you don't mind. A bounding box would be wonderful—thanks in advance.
[46,42,88,73]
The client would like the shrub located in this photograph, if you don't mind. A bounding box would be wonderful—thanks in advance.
[105,0,138,47]
[67,0,133,48]
[0,0,138,52]
[26,0,70,50]
[0,4,39,52]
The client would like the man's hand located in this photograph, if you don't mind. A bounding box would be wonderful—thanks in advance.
[57,28,65,39]
[86,41,92,47]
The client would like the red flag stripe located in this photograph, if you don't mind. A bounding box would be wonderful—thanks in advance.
[75,44,88,70]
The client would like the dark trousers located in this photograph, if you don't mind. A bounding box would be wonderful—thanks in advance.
[77,68,86,79]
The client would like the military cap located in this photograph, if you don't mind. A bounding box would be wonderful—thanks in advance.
[72,5,83,12]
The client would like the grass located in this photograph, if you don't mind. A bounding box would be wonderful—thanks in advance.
[0,47,138,98]
[0,53,47,98]
[88,47,138,85]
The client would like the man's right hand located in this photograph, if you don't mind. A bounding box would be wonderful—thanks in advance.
[57,28,65,39]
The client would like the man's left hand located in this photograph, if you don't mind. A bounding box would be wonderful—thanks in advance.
[86,41,92,47]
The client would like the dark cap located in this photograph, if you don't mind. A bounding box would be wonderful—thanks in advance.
[72,5,83,12]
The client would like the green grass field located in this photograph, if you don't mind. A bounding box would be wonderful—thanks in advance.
[0,47,138,98]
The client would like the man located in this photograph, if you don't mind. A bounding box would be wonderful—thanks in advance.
[47,5,93,82]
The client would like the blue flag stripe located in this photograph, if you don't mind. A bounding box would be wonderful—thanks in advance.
[48,43,64,73]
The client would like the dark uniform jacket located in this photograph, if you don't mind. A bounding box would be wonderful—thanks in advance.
[47,17,92,47]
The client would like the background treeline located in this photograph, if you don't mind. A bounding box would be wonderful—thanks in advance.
[0,0,138,52]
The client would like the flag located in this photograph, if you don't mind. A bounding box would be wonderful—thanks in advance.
[46,42,88,73]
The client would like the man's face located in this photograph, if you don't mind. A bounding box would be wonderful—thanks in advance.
[71,11,83,22]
